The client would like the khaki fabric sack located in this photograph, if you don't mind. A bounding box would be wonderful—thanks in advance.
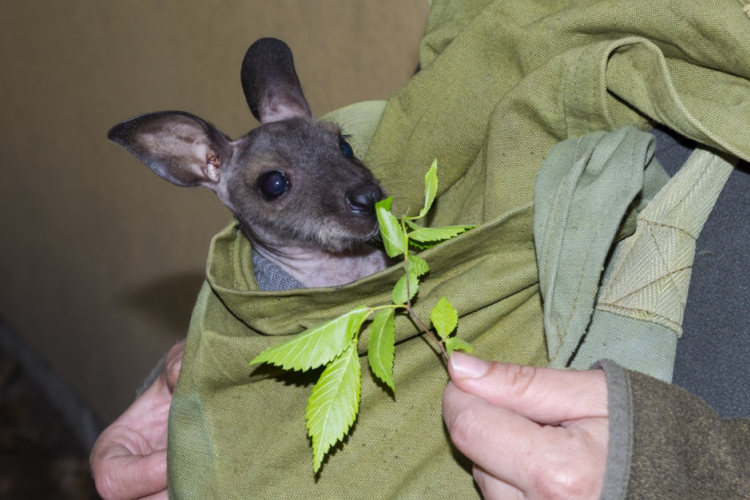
[168,0,750,497]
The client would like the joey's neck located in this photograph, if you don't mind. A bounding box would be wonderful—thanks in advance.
[251,244,391,288]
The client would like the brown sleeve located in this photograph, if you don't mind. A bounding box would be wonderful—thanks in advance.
[598,360,750,499]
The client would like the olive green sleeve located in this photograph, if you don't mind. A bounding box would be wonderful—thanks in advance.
[598,359,750,499]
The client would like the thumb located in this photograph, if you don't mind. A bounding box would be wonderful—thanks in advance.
[163,341,185,392]
[447,352,608,424]
[92,448,167,500]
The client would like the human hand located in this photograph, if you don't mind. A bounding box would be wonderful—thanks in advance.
[442,353,609,500]
[90,341,185,500]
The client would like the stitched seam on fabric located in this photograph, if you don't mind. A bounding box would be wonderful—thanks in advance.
[550,136,640,364]
[645,152,719,227]
[637,218,697,240]
[565,140,643,327]
[648,33,696,134]
[547,139,583,363]
[603,264,694,306]
[638,37,744,159]
[597,304,681,330]
[600,152,718,311]
[600,238,630,304]
[598,42,615,129]
[613,39,699,143]
[590,46,599,129]
[597,139,646,304]
[650,224,688,309]
[544,139,583,363]
[557,138,633,358]
[562,46,587,138]
[599,137,648,304]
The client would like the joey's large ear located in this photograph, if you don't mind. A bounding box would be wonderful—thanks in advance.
[241,38,312,124]
[107,111,232,187]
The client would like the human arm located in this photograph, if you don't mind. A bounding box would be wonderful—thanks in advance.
[612,361,750,498]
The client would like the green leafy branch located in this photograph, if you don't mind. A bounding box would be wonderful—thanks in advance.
[249,160,475,473]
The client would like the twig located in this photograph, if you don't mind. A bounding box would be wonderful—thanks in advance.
[404,256,449,361]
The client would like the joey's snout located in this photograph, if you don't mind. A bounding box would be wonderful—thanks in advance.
[346,184,382,217]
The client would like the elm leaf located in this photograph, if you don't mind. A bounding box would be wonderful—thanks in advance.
[376,197,407,258]
[408,254,430,277]
[409,225,474,243]
[306,341,361,472]
[249,306,370,372]
[430,297,458,340]
[392,268,420,305]
[404,219,422,232]
[445,336,474,356]
[418,159,439,218]
[377,196,392,211]
[367,309,396,391]
[409,239,439,251]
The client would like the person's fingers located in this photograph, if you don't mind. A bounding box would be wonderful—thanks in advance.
[472,465,523,500]
[136,490,169,500]
[92,449,167,500]
[164,341,185,392]
[109,381,171,448]
[443,382,543,489]
[443,382,607,498]
[137,490,169,500]
[89,344,181,500]
[448,353,607,424]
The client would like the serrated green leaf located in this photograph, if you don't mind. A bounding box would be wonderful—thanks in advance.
[430,296,458,340]
[249,307,370,371]
[409,239,439,251]
[404,219,422,232]
[445,336,474,355]
[306,341,361,472]
[377,196,392,212]
[409,225,474,243]
[392,269,420,305]
[418,159,439,218]
[367,309,396,391]
[376,197,407,258]
[408,254,430,277]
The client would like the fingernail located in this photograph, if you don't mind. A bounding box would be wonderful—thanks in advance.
[450,352,490,379]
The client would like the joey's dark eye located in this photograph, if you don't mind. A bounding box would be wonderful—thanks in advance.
[257,170,290,199]
[339,138,354,159]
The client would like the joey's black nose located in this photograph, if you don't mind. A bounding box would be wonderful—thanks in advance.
[346,185,382,216]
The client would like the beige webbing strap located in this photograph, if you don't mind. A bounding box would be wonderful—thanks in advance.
[596,148,735,336]
[569,148,736,381]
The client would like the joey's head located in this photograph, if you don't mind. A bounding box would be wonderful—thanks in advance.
[107,38,383,256]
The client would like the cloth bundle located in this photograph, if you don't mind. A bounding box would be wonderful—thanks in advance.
[168,1,750,497]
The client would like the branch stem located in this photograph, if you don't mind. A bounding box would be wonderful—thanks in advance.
[403,248,449,362]
[407,305,448,361]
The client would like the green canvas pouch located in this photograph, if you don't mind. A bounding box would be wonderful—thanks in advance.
[167,100,546,499]
[168,0,750,497]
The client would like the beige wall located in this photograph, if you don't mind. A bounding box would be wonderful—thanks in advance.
[0,1,429,422]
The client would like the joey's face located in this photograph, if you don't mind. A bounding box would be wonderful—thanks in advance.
[225,118,383,254]
[109,39,386,260]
